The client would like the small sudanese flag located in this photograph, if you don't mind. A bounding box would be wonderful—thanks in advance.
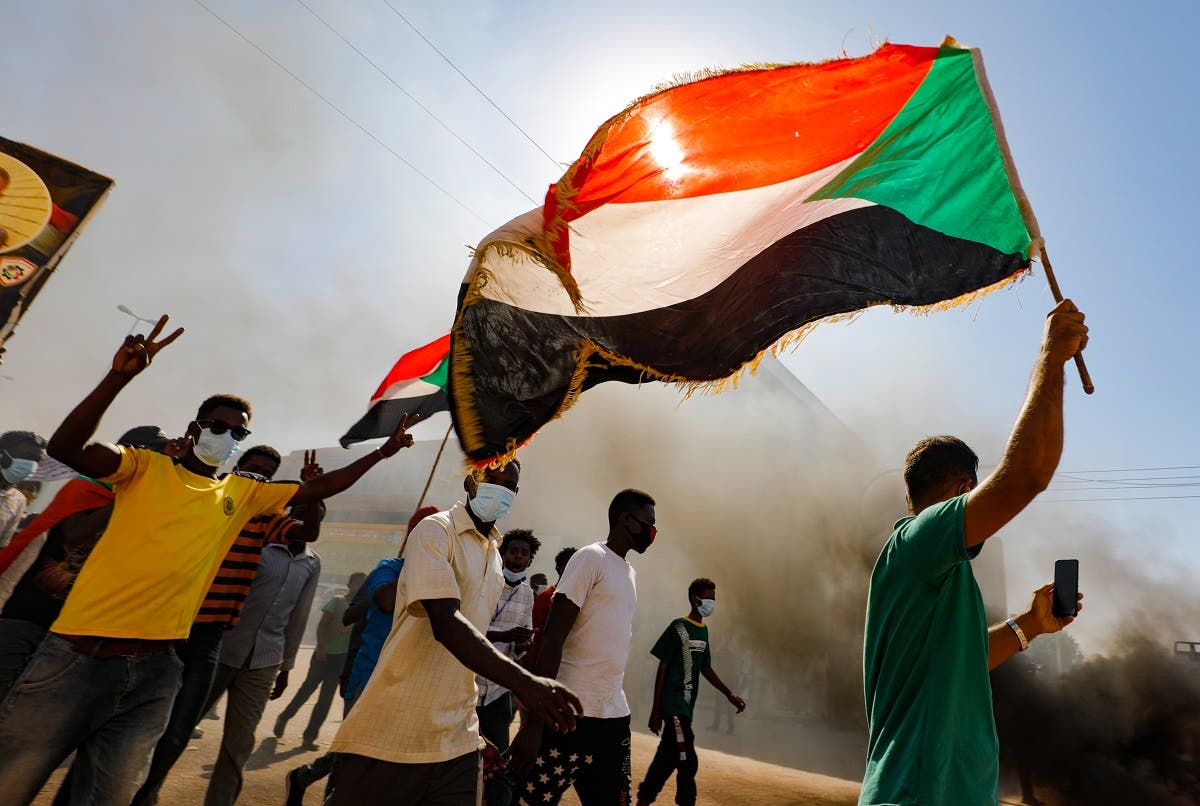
[449,37,1041,466]
[340,334,450,447]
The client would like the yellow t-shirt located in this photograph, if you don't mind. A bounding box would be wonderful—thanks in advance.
[51,447,299,640]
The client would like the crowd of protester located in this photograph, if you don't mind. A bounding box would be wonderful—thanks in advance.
[0,300,1087,805]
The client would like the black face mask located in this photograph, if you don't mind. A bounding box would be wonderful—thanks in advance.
[628,516,657,554]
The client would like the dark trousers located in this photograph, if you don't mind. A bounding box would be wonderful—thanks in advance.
[637,715,698,806]
[278,651,345,742]
[0,617,47,701]
[515,715,632,806]
[477,693,515,806]
[132,622,225,805]
[329,750,480,806]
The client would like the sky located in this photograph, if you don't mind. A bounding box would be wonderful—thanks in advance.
[2,1,1198,601]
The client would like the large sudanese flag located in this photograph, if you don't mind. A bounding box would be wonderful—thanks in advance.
[340,334,451,447]
[450,37,1042,466]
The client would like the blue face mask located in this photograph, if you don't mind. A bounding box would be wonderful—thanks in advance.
[468,482,516,522]
[697,598,716,618]
[193,428,240,468]
[1,451,38,485]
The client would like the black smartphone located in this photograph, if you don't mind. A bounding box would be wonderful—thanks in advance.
[1052,559,1079,617]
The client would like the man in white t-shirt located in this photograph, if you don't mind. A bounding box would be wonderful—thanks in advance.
[509,488,657,805]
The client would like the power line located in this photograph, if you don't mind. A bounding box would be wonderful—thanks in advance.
[1055,473,1200,484]
[190,0,491,227]
[381,0,562,171]
[1056,465,1200,474]
[1047,484,1200,492]
[293,0,539,206]
[1036,494,1200,503]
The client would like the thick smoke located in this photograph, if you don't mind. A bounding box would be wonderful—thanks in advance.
[502,359,1200,799]
[511,360,896,778]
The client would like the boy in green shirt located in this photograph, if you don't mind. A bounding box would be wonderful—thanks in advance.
[636,578,745,806]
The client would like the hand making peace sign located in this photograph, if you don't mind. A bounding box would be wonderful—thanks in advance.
[111,315,184,377]
[378,412,421,458]
[300,449,325,482]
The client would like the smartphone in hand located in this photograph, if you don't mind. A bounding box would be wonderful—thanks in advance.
[1053,559,1079,618]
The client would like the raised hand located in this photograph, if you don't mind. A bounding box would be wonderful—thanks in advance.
[111,315,184,377]
[1042,299,1088,365]
[300,449,324,482]
[379,413,420,458]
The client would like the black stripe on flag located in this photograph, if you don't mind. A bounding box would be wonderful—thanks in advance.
[340,391,450,448]
[454,205,1027,462]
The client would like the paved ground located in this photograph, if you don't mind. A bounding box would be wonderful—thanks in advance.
[33,647,863,805]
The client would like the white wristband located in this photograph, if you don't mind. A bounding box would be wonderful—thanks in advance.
[1005,617,1029,651]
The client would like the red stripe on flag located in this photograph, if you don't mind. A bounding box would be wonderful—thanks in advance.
[541,44,939,272]
[369,334,451,404]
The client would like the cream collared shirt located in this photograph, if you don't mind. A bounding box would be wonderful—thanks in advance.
[332,502,503,764]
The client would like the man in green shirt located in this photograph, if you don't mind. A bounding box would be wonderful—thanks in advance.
[637,578,745,806]
[275,571,367,748]
[860,300,1089,806]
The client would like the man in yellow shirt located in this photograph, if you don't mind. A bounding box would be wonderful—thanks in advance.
[0,316,419,804]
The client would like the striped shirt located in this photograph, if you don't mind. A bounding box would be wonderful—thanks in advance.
[219,542,320,671]
[194,513,299,628]
[476,579,534,706]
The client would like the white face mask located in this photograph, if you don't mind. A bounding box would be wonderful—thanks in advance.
[1,451,38,485]
[193,428,240,467]
[502,567,527,585]
[468,482,516,522]
[697,598,716,618]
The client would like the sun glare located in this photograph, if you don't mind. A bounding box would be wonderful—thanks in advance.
[647,118,689,183]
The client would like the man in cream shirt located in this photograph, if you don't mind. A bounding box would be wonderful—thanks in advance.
[329,461,581,806]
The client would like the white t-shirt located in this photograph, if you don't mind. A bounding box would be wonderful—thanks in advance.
[554,541,637,718]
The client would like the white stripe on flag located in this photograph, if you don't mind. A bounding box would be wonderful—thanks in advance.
[371,377,443,405]
[473,154,872,317]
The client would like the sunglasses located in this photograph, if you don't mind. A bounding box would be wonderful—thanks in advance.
[195,419,252,442]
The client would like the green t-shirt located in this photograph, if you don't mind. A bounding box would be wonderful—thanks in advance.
[319,594,351,656]
[650,617,711,719]
[860,495,997,806]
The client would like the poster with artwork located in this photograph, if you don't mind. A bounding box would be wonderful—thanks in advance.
[0,137,113,356]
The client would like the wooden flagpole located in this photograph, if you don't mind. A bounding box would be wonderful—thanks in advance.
[415,423,454,511]
[1038,246,1094,395]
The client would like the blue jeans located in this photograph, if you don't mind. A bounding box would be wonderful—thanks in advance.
[132,622,225,805]
[0,633,183,804]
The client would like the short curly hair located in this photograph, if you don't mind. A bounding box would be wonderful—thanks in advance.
[197,394,253,421]
[554,546,577,575]
[688,578,716,603]
[500,528,541,558]
[237,445,281,471]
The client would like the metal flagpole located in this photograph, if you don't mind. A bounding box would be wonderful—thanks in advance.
[415,423,454,511]
[1038,246,1095,395]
